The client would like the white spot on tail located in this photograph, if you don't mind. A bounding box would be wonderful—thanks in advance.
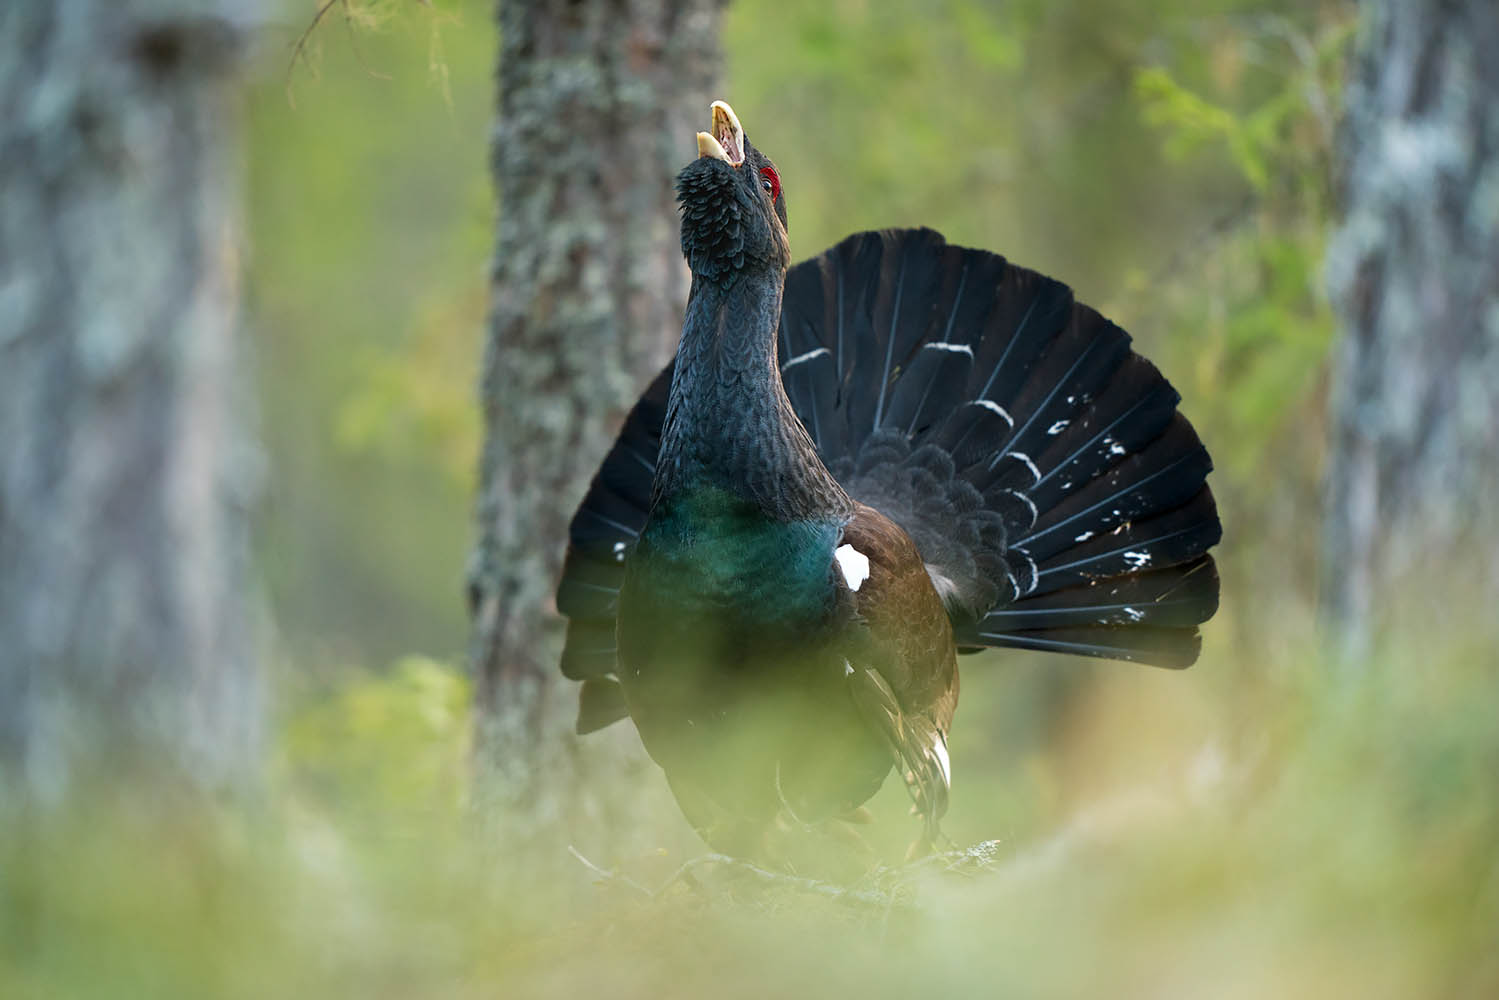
[1014,547,1039,594]
[835,544,871,592]
[1123,550,1152,570]
[1003,489,1039,526]
[974,399,1014,428]
[1124,607,1145,622]
[1074,531,1095,543]
[1009,452,1041,485]
[781,347,830,371]
[1106,438,1127,457]
[1047,419,1070,435]
[844,659,855,677]
[612,541,627,562]
[925,342,974,357]
[932,731,952,787]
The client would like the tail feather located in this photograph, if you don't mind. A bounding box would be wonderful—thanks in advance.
[968,265,1073,411]
[882,341,976,438]
[577,677,630,734]
[554,554,623,621]
[559,621,618,681]
[848,229,952,442]
[961,623,1204,669]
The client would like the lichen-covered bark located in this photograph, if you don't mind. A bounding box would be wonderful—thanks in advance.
[468,0,723,846]
[1323,1,1499,654]
[0,0,260,796]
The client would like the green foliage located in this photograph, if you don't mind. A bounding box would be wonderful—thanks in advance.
[1136,65,1276,190]
[250,0,490,660]
[1129,15,1352,492]
[333,289,483,490]
[279,656,470,820]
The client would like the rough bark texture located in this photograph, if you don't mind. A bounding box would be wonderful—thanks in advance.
[468,0,723,850]
[0,0,261,797]
[1322,0,1499,654]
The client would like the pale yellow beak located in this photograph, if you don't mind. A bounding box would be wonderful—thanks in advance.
[697,100,745,167]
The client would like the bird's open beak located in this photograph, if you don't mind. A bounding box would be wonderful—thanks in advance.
[696,100,744,167]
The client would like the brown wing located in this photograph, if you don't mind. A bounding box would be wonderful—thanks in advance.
[837,503,960,829]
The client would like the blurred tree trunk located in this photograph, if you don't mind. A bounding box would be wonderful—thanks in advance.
[0,1,261,797]
[1322,0,1499,655]
[468,0,722,850]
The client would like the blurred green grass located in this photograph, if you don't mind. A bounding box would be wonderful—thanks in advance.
[4,620,1495,998]
[8,1,1497,997]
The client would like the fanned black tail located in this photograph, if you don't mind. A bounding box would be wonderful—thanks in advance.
[557,228,1221,733]
[777,228,1220,668]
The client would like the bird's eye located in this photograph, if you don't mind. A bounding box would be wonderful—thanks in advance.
[759,165,781,203]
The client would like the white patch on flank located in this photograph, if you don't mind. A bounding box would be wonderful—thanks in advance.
[1047,419,1070,435]
[1009,452,1041,485]
[1074,531,1095,543]
[781,347,830,371]
[612,541,628,562]
[1066,394,1076,405]
[925,342,975,357]
[932,731,952,787]
[974,399,1014,428]
[835,544,871,592]
[844,659,855,677]
[1123,550,1152,570]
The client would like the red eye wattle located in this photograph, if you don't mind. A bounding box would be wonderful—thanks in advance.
[759,165,781,202]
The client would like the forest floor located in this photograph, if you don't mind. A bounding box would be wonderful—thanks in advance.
[2,618,1496,999]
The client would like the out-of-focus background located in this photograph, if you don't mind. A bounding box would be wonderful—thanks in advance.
[3,0,1497,997]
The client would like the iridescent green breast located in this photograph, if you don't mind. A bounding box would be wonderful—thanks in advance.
[624,483,843,637]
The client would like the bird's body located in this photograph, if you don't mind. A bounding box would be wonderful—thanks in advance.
[557,102,1221,862]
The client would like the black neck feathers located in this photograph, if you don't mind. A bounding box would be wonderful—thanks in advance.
[655,268,851,522]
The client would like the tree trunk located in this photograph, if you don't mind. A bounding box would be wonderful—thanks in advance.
[468,0,723,851]
[0,1,261,797]
[1322,0,1499,656]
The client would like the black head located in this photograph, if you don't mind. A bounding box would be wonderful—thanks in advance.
[677,101,790,282]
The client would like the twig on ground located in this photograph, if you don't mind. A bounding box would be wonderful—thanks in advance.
[566,845,653,898]
[285,0,342,105]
